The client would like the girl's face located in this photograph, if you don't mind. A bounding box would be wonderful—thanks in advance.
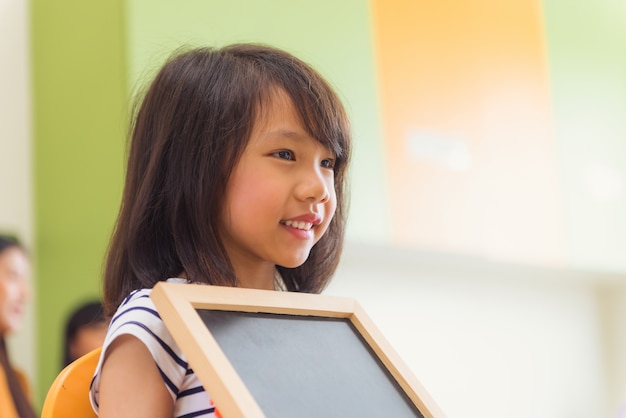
[220,89,337,287]
[0,247,30,335]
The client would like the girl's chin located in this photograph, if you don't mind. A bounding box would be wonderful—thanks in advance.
[276,251,312,269]
[278,258,308,269]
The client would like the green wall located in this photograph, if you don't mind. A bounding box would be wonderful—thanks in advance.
[543,0,626,272]
[31,0,127,406]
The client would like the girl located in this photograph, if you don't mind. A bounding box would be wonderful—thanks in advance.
[91,43,351,417]
[0,235,36,418]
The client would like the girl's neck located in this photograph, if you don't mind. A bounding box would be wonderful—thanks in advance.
[234,263,277,290]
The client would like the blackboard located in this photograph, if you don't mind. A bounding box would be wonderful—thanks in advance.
[150,282,444,418]
[197,310,423,418]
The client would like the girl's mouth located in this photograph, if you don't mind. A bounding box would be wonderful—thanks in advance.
[281,220,313,231]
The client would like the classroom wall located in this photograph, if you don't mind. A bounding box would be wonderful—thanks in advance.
[373,0,567,266]
[543,0,626,273]
[0,0,624,415]
[30,0,127,403]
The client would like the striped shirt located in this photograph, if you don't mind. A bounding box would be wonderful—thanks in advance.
[90,279,215,417]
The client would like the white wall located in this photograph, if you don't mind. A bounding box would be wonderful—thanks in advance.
[328,242,625,418]
[0,0,35,383]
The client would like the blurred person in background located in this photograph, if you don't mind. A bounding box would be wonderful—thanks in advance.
[63,300,108,368]
[0,234,37,418]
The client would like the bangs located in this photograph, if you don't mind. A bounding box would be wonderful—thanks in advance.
[255,81,350,176]
[293,90,351,172]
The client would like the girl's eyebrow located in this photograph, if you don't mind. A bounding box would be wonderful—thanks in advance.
[261,129,332,154]
[258,129,309,144]
[266,129,304,139]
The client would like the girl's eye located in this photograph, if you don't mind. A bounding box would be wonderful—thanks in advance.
[321,158,335,169]
[273,150,294,160]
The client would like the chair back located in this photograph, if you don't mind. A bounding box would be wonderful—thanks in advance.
[41,347,101,418]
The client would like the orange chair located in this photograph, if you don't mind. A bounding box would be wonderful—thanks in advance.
[41,347,101,418]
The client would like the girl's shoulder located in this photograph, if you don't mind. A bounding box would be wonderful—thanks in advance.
[92,279,211,415]
[109,288,158,326]
[106,278,194,353]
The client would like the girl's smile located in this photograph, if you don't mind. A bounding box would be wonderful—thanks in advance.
[280,214,322,239]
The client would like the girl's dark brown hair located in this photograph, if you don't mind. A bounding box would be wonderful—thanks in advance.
[103,44,351,315]
[0,236,37,418]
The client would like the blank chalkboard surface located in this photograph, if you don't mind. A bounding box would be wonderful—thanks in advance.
[197,310,422,417]
[150,282,445,418]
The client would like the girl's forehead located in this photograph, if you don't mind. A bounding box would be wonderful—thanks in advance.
[250,86,337,155]
[257,87,295,114]
[252,89,302,131]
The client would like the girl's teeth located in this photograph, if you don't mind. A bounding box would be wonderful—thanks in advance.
[284,220,313,230]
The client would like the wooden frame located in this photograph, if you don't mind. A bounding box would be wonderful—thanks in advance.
[151,281,445,418]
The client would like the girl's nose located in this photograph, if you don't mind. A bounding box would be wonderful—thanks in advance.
[295,167,331,203]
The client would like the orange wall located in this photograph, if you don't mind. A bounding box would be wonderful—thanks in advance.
[372,0,566,266]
